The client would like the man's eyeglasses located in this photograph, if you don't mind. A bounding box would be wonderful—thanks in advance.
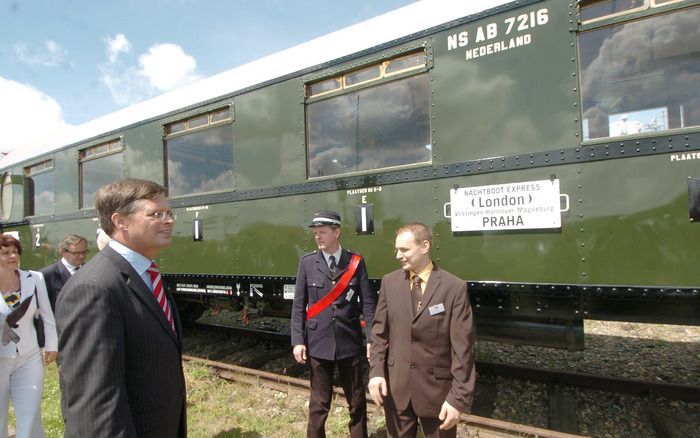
[64,249,89,255]
[145,210,175,222]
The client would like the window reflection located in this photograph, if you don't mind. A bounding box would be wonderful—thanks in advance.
[579,7,700,140]
[1,173,12,220]
[25,171,53,217]
[307,74,431,177]
[81,153,123,209]
[580,0,645,22]
[167,124,234,197]
[345,66,381,87]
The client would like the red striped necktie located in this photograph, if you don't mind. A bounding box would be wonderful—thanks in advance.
[146,262,175,332]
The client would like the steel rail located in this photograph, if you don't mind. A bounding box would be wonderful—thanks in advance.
[189,321,290,342]
[476,361,700,403]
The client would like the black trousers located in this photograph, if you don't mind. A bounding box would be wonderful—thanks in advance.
[308,354,368,438]
[384,401,457,438]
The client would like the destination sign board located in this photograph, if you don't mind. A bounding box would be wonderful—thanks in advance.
[447,179,564,232]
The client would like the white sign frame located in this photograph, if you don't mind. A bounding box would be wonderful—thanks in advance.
[444,179,568,232]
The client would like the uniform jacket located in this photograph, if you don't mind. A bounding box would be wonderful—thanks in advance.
[291,248,376,361]
[0,269,58,357]
[369,264,476,417]
[40,259,71,312]
[56,245,187,438]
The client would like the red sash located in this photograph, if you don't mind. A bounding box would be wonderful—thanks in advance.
[306,254,362,321]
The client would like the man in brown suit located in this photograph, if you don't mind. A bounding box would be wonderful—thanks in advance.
[369,223,476,438]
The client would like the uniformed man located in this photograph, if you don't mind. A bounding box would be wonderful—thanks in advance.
[291,210,376,438]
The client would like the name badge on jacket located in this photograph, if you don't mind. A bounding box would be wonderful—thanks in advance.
[429,303,445,316]
[346,289,355,301]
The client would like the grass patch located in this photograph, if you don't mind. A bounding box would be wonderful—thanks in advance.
[26,361,370,437]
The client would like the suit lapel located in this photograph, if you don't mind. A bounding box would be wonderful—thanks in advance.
[58,262,72,283]
[334,249,351,281]
[102,247,180,347]
[19,270,36,301]
[399,271,415,319]
[315,251,333,280]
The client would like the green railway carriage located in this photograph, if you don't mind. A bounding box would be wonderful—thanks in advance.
[1,0,699,350]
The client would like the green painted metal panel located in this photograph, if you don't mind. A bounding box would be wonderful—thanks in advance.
[431,0,579,163]
[3,218,100,270]
[234,80,306,190]
[577,153,700,287]
[123,122,166,183]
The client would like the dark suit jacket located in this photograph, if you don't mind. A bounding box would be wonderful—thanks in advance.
[369,264,476,417]
[56,245,187,438]
[40,259,72,313]
[291,248,376,361]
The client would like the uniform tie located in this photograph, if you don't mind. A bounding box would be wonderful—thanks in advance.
[146,262,175,332]
[329,255,338,276]
[411,275,422,314]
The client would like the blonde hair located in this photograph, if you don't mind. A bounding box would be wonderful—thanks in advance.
[396,222,433,245]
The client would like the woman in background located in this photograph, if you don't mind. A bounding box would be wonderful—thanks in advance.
[0,234,57,438]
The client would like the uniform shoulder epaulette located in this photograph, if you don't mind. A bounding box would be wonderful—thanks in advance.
[300,250,318,259]
[345,249,362,258]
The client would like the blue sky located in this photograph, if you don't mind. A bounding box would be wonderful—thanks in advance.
[0,0,414,154]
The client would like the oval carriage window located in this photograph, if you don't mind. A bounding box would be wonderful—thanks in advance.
[1,173,12,221]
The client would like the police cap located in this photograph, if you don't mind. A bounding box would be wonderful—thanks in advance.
[309,210,341,228]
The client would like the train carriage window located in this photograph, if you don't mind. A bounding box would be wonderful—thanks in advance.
[580,0,688,23]
[345,65,381,88]
[307,78,342,98]
[165,107,234,197]
[167,121,186,135]
[579,5,700,140]
[24,160,54,217]
[79,139,124,209]
[384,52,426,76]
[188,115,208,129]
[1,173,13,221]
[580,0,646,22]
[306,51,430,178]
[210,108,231,123]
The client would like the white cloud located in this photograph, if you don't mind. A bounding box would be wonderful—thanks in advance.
[100,35,201,106]
[105,34,131,63]
[14,40,70,67]
[100,63,149,106]
[0,76,76,155]
[138,43,200,91]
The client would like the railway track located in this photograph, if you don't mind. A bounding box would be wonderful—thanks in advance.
[187,322,700,403]
[185,321,700,436]
[183,354,585,438]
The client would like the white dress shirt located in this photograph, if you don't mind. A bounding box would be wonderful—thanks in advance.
[108,240,154,292]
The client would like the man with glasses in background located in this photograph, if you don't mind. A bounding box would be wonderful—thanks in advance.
[40,234,88,312]
[56,178,187,437]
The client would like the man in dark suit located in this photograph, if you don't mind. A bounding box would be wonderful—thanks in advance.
[291,210,376,438]
[369,223,476,438]
[40,234,88,312]
[56,178,186,437]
